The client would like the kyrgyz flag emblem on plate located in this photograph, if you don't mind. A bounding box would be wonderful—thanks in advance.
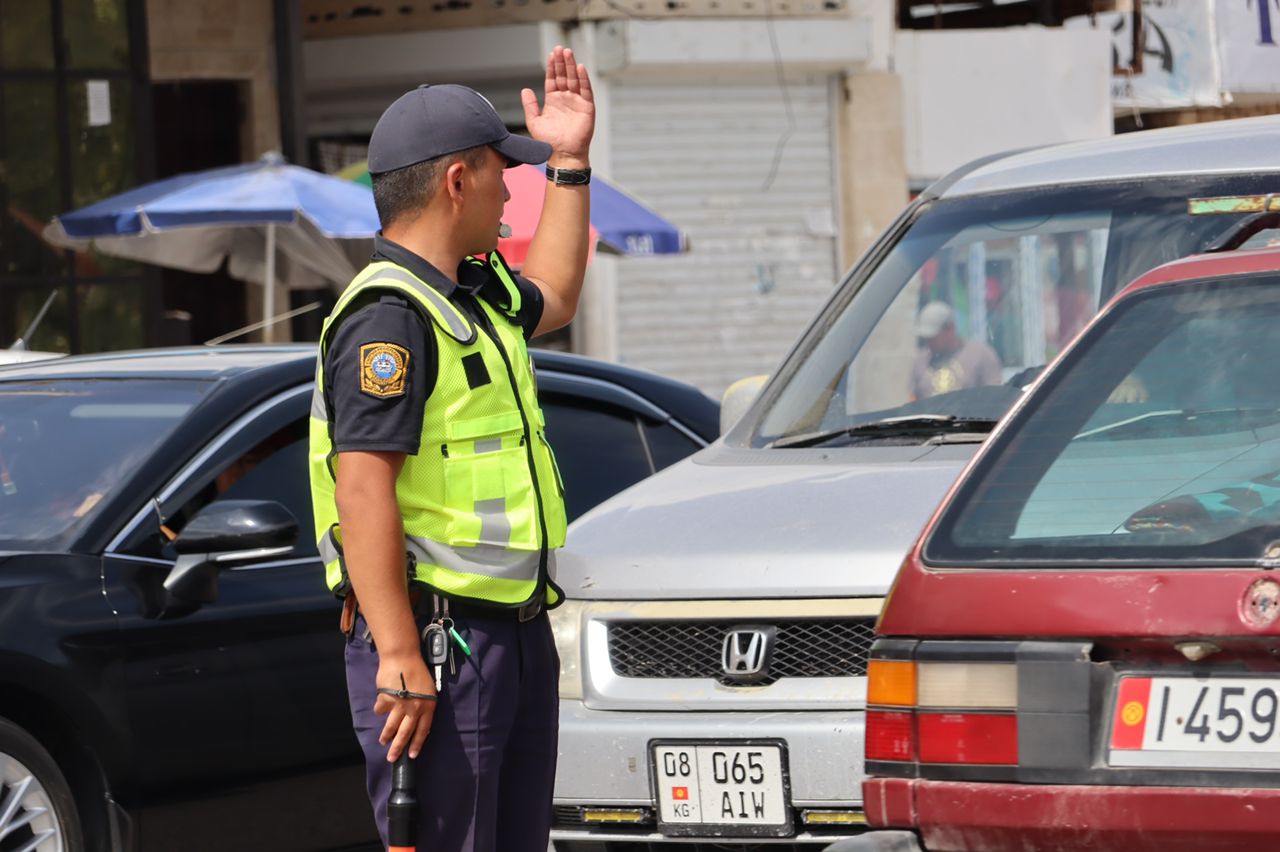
[1110,677,1152,750]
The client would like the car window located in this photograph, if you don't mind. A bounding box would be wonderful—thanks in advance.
[164,419,316,558]
[750,175,1276,448]
[0,378,209,549]
[212,421,317,556]
[928,274,1280,565]
[542,394,652,522]
[644,419,701,470]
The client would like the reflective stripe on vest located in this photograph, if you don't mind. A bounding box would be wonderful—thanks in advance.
[308,254,567,608]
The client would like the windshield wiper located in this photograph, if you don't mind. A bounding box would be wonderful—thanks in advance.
[770,414,1000,449]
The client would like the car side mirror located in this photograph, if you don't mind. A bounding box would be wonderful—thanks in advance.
[720,375,768,435]
[163,500,298,609]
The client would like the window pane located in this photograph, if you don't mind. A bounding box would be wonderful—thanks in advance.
[210,422,317,558]
[1,82,66,277]
[62,0,130,70]
[67,78,139,275]
[78,281,145,352]
[934,278,1280,564]
[0,379,209,549]
[68,77,134,204]
[644,419,700,470]
[0,0,55,69]
[849,213,1109,414]
[542,396,652,522]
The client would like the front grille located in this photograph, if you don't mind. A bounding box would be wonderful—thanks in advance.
[607,619,876,685]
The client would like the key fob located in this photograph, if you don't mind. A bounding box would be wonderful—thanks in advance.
[424,625,448,666]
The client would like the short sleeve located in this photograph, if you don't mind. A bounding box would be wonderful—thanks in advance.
[511,273,546,340]
[323,293,436,454]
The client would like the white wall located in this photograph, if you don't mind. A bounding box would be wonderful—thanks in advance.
[896,27,1113,185]
[303,23,560,135]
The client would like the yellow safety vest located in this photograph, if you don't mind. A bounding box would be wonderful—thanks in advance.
[308,252,567,609]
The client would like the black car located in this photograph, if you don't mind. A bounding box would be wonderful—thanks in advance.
[0,345,717,852]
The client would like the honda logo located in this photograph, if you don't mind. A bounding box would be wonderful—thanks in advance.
[721,625,776,684]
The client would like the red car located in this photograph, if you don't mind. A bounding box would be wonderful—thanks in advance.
[844,208,1280,852]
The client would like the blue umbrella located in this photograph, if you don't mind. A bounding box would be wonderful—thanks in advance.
[45,153,379,336]
[590,175,687,256]
[338,160,687,264]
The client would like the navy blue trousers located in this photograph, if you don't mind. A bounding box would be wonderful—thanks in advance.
[345,609,559,851]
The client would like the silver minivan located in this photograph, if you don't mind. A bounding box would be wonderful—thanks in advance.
[548,115,1280,850]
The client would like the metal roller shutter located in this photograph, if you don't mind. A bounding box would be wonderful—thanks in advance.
[610,73,840,397]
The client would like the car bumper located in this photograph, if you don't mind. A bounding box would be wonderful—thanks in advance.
[553,699,867,845]
[864,778,1280,851]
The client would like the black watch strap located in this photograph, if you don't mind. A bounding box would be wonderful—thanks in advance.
[546,166,591,186]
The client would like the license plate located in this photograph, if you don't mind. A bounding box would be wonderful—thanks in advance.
[1110,676,1280,769]
[650,740,792,837]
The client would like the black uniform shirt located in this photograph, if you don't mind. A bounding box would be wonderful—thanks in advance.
[324,234,546,455]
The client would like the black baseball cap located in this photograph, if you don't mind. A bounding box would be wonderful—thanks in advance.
[367,84,551,175]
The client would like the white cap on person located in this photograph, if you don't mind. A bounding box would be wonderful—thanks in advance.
[915,301,954,339]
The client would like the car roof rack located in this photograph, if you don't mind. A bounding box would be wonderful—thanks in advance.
[1203,211,1280,254]
[1189,193,1280,254]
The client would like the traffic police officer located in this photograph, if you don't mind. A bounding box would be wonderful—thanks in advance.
[308,47,594,851]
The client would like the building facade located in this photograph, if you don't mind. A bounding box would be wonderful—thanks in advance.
[303,1,905,396]
[13,0,1272,395]
[0,0,299,353]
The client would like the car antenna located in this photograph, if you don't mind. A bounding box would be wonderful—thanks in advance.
[204,301,322,346]
[7,290,58,351]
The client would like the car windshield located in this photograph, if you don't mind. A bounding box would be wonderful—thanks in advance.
[0,379,208,549]
[748,175,1276,448]
[927,273,1280,565]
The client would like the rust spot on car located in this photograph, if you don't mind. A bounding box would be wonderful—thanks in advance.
[1241,578,1280,629]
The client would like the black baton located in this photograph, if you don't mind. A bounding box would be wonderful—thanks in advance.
[388,752,416,851]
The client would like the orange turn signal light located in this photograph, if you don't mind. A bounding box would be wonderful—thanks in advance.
[867,659,917,707]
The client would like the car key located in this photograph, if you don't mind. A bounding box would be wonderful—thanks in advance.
[423,622,447,692]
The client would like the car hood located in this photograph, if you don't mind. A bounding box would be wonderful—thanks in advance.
[556,444,975,600]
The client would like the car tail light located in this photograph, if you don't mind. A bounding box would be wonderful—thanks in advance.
[868,659,916,706]
[917,662,1016,708]
[865,642,1018,770]
[865,710,915,761]
[917,712,1018,764]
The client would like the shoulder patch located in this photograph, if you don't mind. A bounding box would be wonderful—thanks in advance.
[359,342,410,398]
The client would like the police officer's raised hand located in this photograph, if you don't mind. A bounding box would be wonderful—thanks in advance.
[521,46,595,167]
[375,656,437,762]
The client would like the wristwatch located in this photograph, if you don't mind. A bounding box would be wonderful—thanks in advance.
[546,165,591,186]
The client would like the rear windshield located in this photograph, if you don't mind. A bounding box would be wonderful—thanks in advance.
[927,273,1280,566]
[0,379,208,549]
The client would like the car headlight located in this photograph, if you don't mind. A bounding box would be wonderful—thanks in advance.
[549,599,585,700]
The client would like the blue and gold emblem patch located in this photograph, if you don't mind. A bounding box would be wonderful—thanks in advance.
[359,342,409,398]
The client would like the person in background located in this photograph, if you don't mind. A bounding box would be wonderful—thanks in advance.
[910,301,1002,400]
